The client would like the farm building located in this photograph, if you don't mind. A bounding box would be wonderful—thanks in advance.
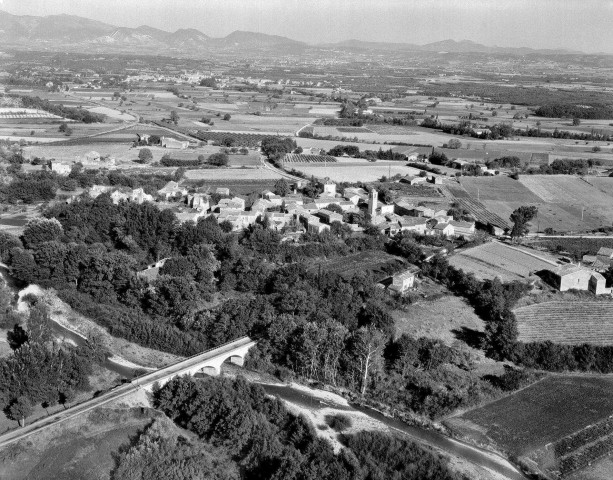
[216,211,259,231]
[408,206,435,218]
[266,212,293,231]
[187,193,210,211]
[542,265,610,295]
[343,187,368,204]
[449,220,475,237]
[398,217,428,234]
[158,181,188,200]
[251,199,275,213]
[400,175,427,185]
[387,265,420,294]
[323,179,337,196]
[429,176,444,185]
[318,209,343,225]
[50,162,71,175]
[216,197,246,212]
[161,136,189,149]
[215,187,230,195]
[433,223,454,237]
[136,258,169,282]
[391,145,433,161]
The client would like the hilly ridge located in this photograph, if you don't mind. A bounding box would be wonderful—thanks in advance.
[0,9,584,56]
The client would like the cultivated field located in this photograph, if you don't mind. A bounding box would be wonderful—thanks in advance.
[514,301,613,345]
[183,168,283,181]
[454,176,613,233]
[449,241,559,282]
[294,162,419,182]
[283,153,337,163]
[447,376,613,476]
[447,376,613,454]
[309,251,405,280]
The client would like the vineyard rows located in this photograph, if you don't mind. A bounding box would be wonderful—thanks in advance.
[515,301,613,345]
[191,130,269,148]
[454,198,509,229]
[559,434,613,475]
[555,418,613,457]
[283,154,337,164]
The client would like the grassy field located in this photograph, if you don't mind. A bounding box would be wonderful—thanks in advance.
[0,407,165,480]
[514,301,613,345]
[447,376,613,457]
[449,241,559,282]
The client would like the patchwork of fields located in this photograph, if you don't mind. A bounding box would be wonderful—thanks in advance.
[455,176,613,233]
[515,301,613,345]
[449,241,558,281]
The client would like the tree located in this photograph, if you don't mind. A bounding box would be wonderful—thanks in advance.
[22,218,63,248]
[572,117,581,126]
[59,389,76,409]
[208,153,229,166]
[447,138,462,149]
[428,151,448,166]
[349,326,386,395]
[510,205,538,239]
[170,110,180,125]
[273,179,290,196]
[138,148,153,164]
[223,113,231,121]
[7,396,32,426]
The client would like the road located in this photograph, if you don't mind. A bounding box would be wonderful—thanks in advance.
[0,337,255,450]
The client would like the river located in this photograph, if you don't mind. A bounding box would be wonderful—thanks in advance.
[260,383,528,480]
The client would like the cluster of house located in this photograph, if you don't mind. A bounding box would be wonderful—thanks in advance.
[50,151,116,175]
[82,178,478,242]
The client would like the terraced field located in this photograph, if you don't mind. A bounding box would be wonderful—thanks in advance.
[515,301,613,345]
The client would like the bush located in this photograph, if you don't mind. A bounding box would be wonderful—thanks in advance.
[325,413,352,432]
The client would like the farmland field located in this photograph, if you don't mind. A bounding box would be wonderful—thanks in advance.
[447,376,613,456]
[283,153,337,163]
[183,168,283,181]
[308,251,406,280]
[514,301,613,345]
[524,237,613,260]
[449,241,559,281]
[452,176,613,233]
[294,163,416,182]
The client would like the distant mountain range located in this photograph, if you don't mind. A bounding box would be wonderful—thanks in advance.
[0,10,585,56]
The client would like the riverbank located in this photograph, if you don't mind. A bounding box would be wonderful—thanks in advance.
[17,285,182,369]
[221,365,525,480]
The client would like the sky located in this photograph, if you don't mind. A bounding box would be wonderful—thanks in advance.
[1,0,612,53]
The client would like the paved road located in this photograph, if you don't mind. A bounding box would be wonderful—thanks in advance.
[0,337,255,450]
